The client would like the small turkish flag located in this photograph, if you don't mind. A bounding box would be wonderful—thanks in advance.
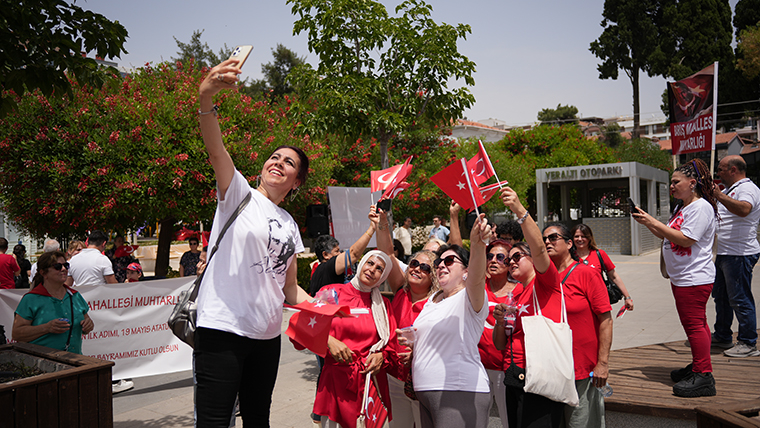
[381,156,413,200]
[466,140,496,185]
[358,374,388,428]
[114,245,139,258]
[479,180,510,204]
[370,165,403,193]
[431,158,485,211]
[285,300,352,357]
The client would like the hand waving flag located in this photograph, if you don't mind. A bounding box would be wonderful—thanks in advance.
[430,158,485,211]
[466,140,497,185]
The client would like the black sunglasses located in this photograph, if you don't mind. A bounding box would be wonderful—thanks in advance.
[52,262,70,271]
[543,233,567,243]
[434,255,462,268]
[189,242,199,246]
[509,252,528,264]
[486,253,508,264]
[408,259,432,274]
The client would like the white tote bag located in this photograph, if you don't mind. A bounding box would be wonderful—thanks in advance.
[522,264,580,407]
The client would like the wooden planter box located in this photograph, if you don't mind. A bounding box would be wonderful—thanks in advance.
[0,342,114,428]
[697,399,760,428]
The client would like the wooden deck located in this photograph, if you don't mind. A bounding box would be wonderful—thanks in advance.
[606,333,760,420]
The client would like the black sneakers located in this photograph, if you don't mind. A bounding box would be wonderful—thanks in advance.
[670,363,693,383]
[672,371,716,398]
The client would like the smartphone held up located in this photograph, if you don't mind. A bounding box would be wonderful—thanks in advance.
[228,45,253,69]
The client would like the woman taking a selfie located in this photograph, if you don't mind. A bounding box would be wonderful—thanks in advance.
[195,58,312,427]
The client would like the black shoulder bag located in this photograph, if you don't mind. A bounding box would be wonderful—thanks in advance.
[167,192,251,348]
[597,250,623,304]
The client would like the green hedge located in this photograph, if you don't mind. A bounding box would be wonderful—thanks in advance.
[297,255,318,292]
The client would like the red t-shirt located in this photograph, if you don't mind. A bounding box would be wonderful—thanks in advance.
[580,249,616,276]
[313,282,395,427]
[387,287,426,380]
[560,262,612,379]
[0,254,20,289]
[478,280,523,371]
[508,263,562,370]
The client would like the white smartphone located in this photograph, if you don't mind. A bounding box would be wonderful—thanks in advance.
[228,45,253,69]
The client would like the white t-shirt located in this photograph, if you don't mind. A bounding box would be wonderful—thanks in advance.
[68,248,114,286]
[393,227,413,255]
[717,178,760,256]
[412,287,490,392]
[197,171,304,340]
[663,198,716,287]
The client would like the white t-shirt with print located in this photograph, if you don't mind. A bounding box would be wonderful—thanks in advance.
[197,171,304,340]
[412,287,490,393]
[717,178,760,256]
[663,198,716,287]
[68,248,114,286]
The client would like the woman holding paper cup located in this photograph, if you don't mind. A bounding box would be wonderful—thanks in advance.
[405,214,491,428]
[386,248,440,428]
[492,187,566,428]
[312,248,397,428]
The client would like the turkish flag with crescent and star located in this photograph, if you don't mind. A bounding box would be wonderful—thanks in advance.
[430,158,485,211]
[359,374,388,428]
[370,165,403,193]
[381,156,413,199]
[479,180,510,204]
[114,245,140,258]
[285,300,353,357]
[466,140,496,185]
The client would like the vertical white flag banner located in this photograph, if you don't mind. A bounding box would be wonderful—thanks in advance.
[327,187,383,248]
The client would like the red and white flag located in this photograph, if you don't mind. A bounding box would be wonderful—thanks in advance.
[114,245,140,258]
[466,140,496,185]
[479,180,510,204]
[370,165,403,193]
[359,375,388,428]
[381,156,414,199]
[430,158,485,211]
[285,300,352,357]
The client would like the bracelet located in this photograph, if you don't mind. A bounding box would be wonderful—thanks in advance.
[624,296,633,301]
[198,105,219,116]
[517,211,530,225]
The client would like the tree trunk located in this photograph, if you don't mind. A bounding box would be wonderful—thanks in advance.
[632,66,641,139]
[155,217,175,278]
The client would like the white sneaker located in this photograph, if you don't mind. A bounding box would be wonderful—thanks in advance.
[723,342,760,358]
[112,379,135,394]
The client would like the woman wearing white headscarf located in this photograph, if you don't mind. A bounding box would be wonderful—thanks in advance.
[313,249,397,428]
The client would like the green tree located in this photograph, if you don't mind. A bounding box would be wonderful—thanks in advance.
[172,30,234,70]
[738,24,760,79]
[733,0,760,39]
[288,0,476,168]
[0,0,128,117]
[246,44,307,99]
[614,138,672,171]
[537,104,579,125]
[0,61,339,276]
[589,0,663,139]
[600,122,627,148]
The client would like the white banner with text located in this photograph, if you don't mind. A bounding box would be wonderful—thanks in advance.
[0,277,196,379]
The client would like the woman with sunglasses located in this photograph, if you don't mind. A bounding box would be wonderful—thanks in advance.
[571,224,634,311]
[312,249,396,428]
[403,214,491,428]
[12,251,94,354]
[477,239,520,428]
[541,222,611,428]
[386,249,439,428]
[492,187,566,428]
[632,158,718,398]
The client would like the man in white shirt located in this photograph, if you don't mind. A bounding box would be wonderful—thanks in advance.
[30,238,60,281]
[393,217,413,261]
[66,230,117,286]
[712,155,760,358]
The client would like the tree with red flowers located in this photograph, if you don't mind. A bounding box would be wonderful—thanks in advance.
[0,61,339,276]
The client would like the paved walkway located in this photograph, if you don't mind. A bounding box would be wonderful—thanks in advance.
[112,251,760,427]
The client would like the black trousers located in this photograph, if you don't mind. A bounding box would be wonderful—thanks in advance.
[505,384,564,428]
[194,327,281,428]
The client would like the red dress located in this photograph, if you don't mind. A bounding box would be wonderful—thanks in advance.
[387,287,426,380]
[313,282,396,428]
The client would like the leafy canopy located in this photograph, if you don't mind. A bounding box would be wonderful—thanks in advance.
[0,0,128,117]
[537,104,579,125]
[287,0,476,168]
[171,29,233,70]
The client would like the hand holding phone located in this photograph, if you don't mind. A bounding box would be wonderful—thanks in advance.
[627,197,638,213]
[228,45,253,69]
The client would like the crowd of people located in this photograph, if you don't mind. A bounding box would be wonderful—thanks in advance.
[3,58,759,428]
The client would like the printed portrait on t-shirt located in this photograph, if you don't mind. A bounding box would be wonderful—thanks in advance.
[252,218,297,279]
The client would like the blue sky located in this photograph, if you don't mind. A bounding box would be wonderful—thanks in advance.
[83,0,740,126]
